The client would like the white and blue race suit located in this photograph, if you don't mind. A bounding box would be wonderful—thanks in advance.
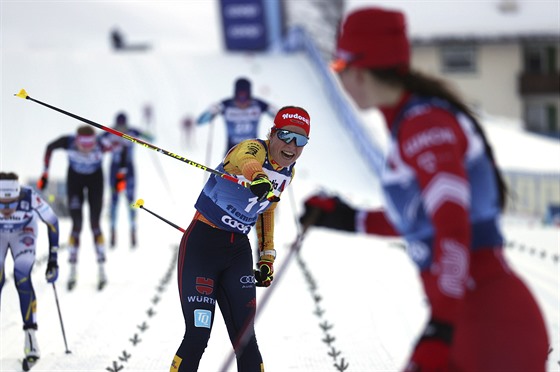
[0,186,59,328]
[198,98,276,153]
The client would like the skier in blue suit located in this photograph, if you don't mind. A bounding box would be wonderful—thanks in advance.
[102,112,153,248]
[196,77,277,154]
[1,171,60,370]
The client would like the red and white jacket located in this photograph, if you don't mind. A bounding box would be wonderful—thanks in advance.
[358,93,503,323]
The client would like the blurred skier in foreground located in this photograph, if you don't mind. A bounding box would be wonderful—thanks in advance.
[300,7,549,371]
[171,106,310,371]
[0,172,60,370]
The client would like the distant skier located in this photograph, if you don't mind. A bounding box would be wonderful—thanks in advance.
[0,172,60,370]
[180,114,195,148]
[170,106,311,371]
[110,27,151,51]
[196,77,278,155]
[38,125,111,290]
[102,112,153,248]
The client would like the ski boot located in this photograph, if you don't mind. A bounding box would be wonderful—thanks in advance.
[110,227,116,249]
[22,326,40,371]
[131,228,137,249]
[98,263,107,291]
[67,235,79,291]
[67,263,77,291]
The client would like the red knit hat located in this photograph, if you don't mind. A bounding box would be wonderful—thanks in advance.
[331,7,410,72]
[273,106,310,137]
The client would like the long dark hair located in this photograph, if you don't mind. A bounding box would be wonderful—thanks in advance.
[369,67,508,210]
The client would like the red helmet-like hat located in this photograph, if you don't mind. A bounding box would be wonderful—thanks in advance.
[331,7,410,73]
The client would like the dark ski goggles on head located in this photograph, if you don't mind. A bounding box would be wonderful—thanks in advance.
[0,201,18,209]
[275,129,309,147]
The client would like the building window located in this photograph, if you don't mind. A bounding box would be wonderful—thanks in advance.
[526,103,545,131]
[440,45,477,73]
[525,102,560,133]
[524,44,558,74]
[546,46,557,74]
[525,47,545,73]
[546,104,558,132]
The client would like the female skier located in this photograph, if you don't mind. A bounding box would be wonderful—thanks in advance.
[38,125,111,290]
[171,106,310,371]
[0,172,60,370]
[300,7,548,371]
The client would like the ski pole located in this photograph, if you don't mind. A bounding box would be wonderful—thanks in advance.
[203,117,215,186]
[131,199,185,233]
[52,282,71,354]
[218,209,321,372]
[14,89,249,189]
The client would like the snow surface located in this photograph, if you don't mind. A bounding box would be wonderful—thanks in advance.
[1,2,559,371]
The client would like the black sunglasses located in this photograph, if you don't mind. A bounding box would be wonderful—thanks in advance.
[275,129,309,147]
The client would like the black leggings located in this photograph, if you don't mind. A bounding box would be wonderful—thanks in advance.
[66,168,104,247]
[173,220,263,371]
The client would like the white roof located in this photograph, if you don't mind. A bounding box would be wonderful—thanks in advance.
[345,0,560,40]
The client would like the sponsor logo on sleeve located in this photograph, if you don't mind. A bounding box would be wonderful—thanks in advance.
[403,127,456,158]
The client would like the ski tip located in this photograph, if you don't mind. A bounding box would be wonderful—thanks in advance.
[15,89,29,99]
[132,198,144,208]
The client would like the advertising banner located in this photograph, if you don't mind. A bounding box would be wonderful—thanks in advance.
[220,0,268,51]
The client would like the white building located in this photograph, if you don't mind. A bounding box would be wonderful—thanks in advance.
[412,32,559,136]
[347,0,560,136]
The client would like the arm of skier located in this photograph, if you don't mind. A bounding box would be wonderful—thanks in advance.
[300,194,400,236]
[32,190,60,283]
[261,100,278,119]
[113,145,128,192]
[400,109,470,371]
[196,102,222,125]
[37,136,68,190]
[253,204,277,287]
[99,134,115,153]
[224,139,278,286]
[224,140,278,202]
[139,128,155,142]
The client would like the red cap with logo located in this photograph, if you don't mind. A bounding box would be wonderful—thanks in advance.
[331,7,410,73]
[273,106,311,137]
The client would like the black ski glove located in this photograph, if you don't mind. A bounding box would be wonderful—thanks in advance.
[254,257,274,287]
[249,174,279,202]
[45,260,59,283]
[299,194,356,232]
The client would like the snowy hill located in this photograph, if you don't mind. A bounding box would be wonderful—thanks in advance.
[1,2,558,372]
